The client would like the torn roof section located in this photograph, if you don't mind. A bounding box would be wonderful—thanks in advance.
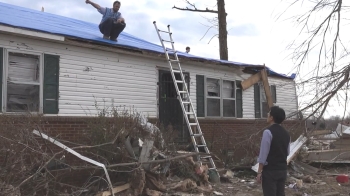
[0,2,295,79]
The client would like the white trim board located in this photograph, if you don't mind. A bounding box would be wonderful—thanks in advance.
[0,25,65,41]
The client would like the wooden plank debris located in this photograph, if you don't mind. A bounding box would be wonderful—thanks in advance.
[241,71,261,90]
[310,130,333,136]
[290,160,319,174]
[241,68,273,108]
[330,138,350,149]
[305,148,350,163]
[260,69,273,108]
[287,135,308,164]
[96,183,130,196]
[139,139,154,171]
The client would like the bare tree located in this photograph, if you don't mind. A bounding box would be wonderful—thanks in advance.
[173,0,228,60]
[283,0,350,123]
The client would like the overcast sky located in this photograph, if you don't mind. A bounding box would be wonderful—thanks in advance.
[1,0,349,117]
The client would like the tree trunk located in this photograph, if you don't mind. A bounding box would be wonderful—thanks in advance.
[217,0,228,60]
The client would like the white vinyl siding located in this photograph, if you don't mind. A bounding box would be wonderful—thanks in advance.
[0,32,298,118]
[0,33,157,117]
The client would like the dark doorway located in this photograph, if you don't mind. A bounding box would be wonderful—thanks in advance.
[158,70,190,143]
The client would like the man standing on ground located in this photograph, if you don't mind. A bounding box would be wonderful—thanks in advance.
[256,106,291,196]
[85,0,126,41]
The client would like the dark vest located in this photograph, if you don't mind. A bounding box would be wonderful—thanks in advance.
[264,124,290,171]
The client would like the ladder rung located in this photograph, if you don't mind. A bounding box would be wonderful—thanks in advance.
[182,102,190,104]
[189,123,197,126]
[179,91,187,94]
[197,145,206,148]
[191,134,202,137]
[162,39,174,43]
[175,80,184,83]
[186,112,194,115]
[173,70,181,73]
[158,29,170,33]
[169,59,179,63]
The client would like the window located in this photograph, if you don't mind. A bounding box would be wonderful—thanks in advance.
[204,77,239,117]
[223,80,236,117]
[206,78,220,116]
[0,48,60,114]
[254,83,277,118]
[6,52,41,112]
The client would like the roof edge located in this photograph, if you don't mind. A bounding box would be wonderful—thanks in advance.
[0,23,296,80]
[0,24,65,41]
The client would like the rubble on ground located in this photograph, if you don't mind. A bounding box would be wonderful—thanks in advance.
[303,123,350,163]
[247,122,350,196]
[1,110,350,195]
[1,110,224,196]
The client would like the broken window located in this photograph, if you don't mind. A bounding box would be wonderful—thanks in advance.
[6,52,40,112]
[205,78,236,117]
[223,80,235,117]
[206,78,220,116]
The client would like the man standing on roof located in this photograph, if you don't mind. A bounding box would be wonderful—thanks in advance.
[256,106,291,196]
[85,0,125,41]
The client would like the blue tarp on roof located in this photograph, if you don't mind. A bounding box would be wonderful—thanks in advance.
[0,2,295,79]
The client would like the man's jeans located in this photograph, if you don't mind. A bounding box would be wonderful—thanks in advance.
[262,170,287,196]
[99,18,126,40]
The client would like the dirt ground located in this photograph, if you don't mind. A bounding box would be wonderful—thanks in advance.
[211,177,349,196]
[209,167,350,196]
[99,163,350,196]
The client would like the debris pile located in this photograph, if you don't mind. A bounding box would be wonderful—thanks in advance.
[304,123,350,163]
[0,110,222,196]
[247,122,350,195]
[0,109,349,195]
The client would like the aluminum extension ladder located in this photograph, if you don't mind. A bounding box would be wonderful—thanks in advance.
[153,21,218,175]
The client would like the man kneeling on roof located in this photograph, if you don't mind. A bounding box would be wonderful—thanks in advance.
[85,0,126,41]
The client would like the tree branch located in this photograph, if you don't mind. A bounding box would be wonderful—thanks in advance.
[172,6,218,14]
[173,0,218,13]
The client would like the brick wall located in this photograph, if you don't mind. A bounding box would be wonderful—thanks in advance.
[197,118,305,165]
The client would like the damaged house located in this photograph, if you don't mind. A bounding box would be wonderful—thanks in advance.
[0,2,301,162]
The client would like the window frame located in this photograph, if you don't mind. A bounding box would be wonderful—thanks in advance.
[204,77,237,118]
[3,49,44,113]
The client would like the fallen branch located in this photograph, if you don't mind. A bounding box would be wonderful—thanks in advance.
[96,183,130,196]
[33,130,115,196]
[71,128,124,150]
[107,152,202,168]
[16,149,64,188]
